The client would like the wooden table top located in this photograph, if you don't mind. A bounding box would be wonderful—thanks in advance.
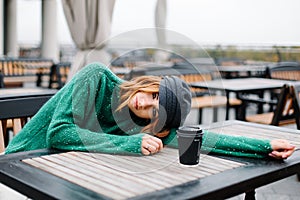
[23,149,244,200]
[1,120,300,200]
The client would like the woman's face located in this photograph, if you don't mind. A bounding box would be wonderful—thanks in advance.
[128,91,159,119]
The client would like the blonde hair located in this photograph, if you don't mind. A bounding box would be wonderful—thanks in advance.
[117,75,169,135]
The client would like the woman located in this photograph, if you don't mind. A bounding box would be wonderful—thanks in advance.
[5,63,295,159]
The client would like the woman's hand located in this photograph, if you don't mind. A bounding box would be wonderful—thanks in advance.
[269,139,296,159]
[141,134,163,155]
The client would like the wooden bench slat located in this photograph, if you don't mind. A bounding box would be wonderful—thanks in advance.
[192,96,242,108]
[0,122,4,153]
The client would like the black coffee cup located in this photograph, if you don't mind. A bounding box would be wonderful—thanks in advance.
[176,126,203,166]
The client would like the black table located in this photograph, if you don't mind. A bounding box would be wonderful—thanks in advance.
[190,78,294,120]
[217,65,267,79]
[0,120,299,200]
[0,88,57,100]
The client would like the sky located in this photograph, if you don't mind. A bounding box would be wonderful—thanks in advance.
[17,0,300,47]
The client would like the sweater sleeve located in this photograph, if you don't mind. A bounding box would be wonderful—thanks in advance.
[46,63,144,155]
[201,130,272,158]
[162,128,272,158]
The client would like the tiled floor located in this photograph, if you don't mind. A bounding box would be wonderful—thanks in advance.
[1,107,299,200]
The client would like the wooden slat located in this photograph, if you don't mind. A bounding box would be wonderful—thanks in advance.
[272,71,300,81]
[180,73,212,94]
[23,157,129,199]
[0,121,4,153]
[12,118,22,135]
[81,153,191,184]
[41,155,144,195]
[83,152,200,184]
[192,95,242,108]
[55,153,160,191]
[23,148,244,200]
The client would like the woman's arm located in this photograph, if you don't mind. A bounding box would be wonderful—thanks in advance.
[201,130,272,158]
[47,120,145,155]
[46,63,145,155]
[269,139,295,159]
[162,129,295,159]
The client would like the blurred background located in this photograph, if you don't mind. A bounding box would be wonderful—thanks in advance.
[0,0,300,89]
[11,0,300,63]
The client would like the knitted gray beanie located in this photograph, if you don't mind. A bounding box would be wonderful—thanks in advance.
[156,76,192,132]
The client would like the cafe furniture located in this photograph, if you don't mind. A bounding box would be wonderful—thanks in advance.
[191,95,241,123]
[291,82,300,129]
[0,88,57,151]
[190,78,293,120]
[0,120,299,200]
[0,58,54,88]
[215,57,245,66]
[241,82,300,129]
[265,61,300,81]
[48,62,71,89]
[217,65,267,79]
[265,61,300,111]
[0,70,4,88]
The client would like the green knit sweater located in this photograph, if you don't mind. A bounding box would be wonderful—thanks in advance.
[5,63,272,158]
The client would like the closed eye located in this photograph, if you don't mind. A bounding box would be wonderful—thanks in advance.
[152,93,159,100]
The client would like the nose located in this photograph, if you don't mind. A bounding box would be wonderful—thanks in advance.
[139,97,156,109]
[139,99,150,108]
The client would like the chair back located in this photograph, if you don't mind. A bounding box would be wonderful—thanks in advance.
[266,61,300,81]
[0,95,53,153]
[271,84,296,126]
[0,122,4,153]
[48,62,71,89]
[243,84,300,129]
[0,58,54,88]
[180,73,213,97]
[290,82,300,129]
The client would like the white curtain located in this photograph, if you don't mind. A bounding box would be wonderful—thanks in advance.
[154,0,169,62]
[62,0,116,81]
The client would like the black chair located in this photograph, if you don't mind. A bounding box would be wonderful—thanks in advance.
[290,82,300,129]
[0,70,4,88]
[239,84,300,129]
[48,62,71,89]
[266,61,300,80]
[289,82,300,181]
[0,58,54,88]
[0,94,53,153]
[265,61,300,111]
